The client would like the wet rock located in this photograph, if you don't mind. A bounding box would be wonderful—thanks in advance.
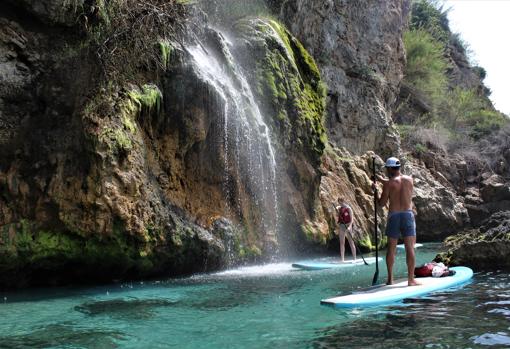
[4,0,85,26]
[435,211,510,271]
[0,3,328,287]
[410,160,469,240]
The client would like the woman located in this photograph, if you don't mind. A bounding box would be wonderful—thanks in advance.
[336,197,357,262]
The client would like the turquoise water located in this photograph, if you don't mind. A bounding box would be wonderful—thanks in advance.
[1,244,509,349]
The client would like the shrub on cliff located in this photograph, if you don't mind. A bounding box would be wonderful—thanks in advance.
[410,0,450,43]
[403,28,448,108]
[400,0,510,159]
[84,0,188,82]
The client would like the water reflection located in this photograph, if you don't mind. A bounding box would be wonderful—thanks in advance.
[311,273,510,349]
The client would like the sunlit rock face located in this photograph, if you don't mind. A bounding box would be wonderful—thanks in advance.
[274,0,410,157]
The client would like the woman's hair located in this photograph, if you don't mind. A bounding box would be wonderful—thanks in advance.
[337,197,343,203]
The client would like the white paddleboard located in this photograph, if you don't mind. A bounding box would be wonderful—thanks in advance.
[397,243,423,250]
[292,257,383,270]
[321,266,473,308]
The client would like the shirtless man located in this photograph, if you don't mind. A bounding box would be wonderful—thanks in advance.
[374,157,418,286]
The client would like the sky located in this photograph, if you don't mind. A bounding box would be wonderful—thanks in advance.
[444,0,510,116]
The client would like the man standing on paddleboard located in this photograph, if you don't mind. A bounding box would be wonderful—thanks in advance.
[373,157,418,286]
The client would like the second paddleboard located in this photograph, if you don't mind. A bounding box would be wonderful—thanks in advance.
[292,257,382,270]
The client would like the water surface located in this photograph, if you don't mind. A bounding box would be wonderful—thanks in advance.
[1,244,509,349]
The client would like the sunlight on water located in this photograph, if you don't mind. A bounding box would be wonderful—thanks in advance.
[0,244,509,349]
[210,263,295,277]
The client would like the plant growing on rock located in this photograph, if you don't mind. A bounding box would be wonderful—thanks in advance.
[235,18,327,165]
[82,0,189,82]
[403,28,448,109]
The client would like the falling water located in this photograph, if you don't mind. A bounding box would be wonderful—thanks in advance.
[187,30,279,243]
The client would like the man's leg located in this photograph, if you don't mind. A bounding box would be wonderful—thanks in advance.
[386,237,398,285]
[339,226,346,262]
[404,236,418,286]
[346,227,357,260]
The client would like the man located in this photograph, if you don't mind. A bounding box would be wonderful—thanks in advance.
[335,198,357,262]
[374,157,418,286]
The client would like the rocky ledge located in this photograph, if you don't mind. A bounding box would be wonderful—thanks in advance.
[435,211,510,271]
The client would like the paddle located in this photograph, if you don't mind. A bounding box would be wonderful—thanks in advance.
[331,204,369,266]
[372,157,379,286]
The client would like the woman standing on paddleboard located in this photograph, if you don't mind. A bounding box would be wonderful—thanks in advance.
[336,198,357,262]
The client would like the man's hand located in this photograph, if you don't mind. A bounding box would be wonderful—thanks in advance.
[376,174,388,183]
[371,174,387,192]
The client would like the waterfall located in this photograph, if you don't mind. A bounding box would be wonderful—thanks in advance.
[187,30,280,247]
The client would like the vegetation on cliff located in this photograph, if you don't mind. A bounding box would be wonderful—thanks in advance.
[398,0,509,157]
[235,18,327,164]
[0,0,333,288]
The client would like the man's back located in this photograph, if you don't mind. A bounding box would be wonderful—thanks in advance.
[387,175,413,212]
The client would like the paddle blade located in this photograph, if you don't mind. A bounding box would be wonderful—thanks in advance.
[372,271,379,286]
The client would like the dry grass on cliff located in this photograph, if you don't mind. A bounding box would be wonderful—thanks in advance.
[400,122,510,176]
[88,0,190,81]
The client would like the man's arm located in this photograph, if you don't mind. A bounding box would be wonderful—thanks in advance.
[378,181,390,207]
[372,174,389,207]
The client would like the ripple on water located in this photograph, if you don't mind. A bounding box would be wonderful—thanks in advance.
[0,323,126,349]
[472,332,510,346]
[74,298,178,319]
[0,250,508,349]
[311,276,510,349]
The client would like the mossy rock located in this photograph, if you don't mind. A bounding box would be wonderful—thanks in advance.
[234,18,327,165]
[0,217,227,288]
[128,84,163,115]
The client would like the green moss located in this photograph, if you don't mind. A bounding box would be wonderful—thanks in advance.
[357,234,387,251]
[159,40,173,69]
[358,234,374,251]
[101,127,133,153]
[246,18,327,163]
[237,243,262,259]
[0,220,155,273]
[122,115,136,134]
[128,84,163,115]
[301,223,327,245]
[245,245,262,257]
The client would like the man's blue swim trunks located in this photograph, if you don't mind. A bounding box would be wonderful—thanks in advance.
[385,210,416,239]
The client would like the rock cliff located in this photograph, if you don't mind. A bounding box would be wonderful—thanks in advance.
[276,0,408,156]
[0,0,331,287]
[436,211,510,271]
[1,0,504,287]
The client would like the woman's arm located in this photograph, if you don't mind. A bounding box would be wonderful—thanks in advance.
[348,206,354,229]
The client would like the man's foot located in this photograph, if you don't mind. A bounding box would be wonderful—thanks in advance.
[408,279,420,286]
[386,278,394,285]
